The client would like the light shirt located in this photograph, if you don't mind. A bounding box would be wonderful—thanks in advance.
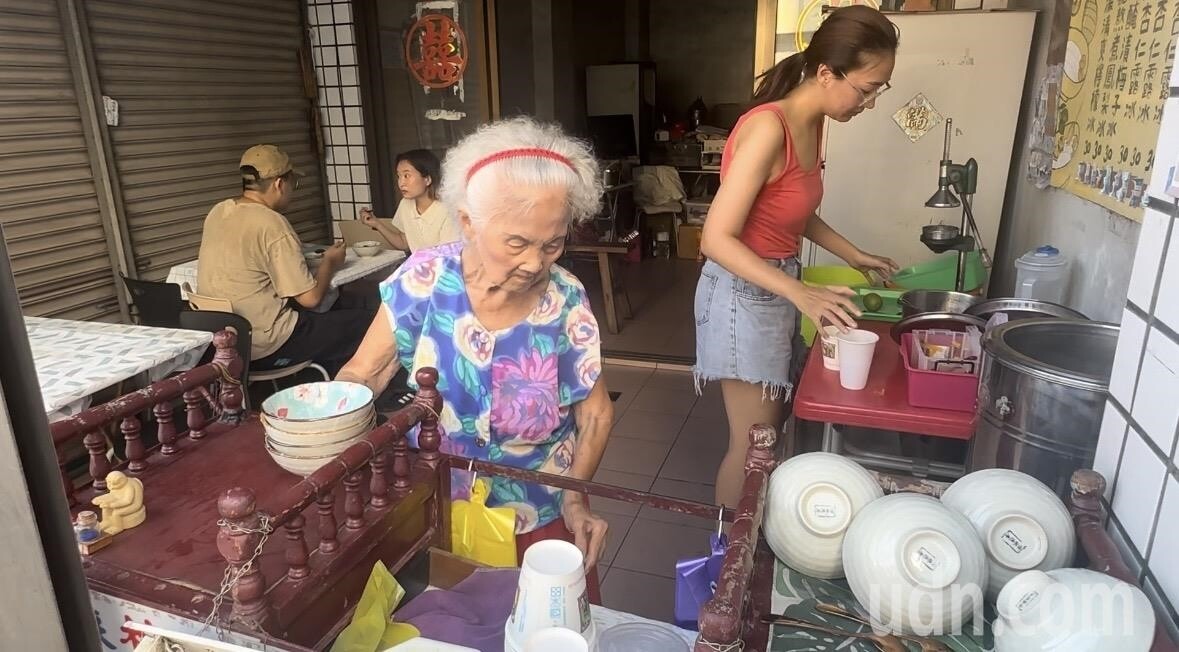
[196,199,315,359]
[390,198,459,252]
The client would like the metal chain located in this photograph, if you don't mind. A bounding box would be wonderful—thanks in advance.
[201,513,272,638]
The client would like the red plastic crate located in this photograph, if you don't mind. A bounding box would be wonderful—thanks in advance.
[900,333,979,413]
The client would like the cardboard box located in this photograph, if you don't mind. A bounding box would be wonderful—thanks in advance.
[677,224,703,260]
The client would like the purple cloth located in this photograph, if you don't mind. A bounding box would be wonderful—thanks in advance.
[396,567,521,651]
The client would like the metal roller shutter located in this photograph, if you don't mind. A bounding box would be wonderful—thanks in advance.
[0,0,124,321]
[87,0,328,280]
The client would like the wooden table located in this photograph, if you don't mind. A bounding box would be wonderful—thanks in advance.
[793,320,977,477]
[566,240,632,334]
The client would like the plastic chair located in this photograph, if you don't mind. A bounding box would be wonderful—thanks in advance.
[120,275,187,328]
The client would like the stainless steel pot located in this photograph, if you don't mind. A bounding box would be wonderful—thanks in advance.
[969,319,1119,498]
[966,298,1088,322]
[899,289,983,317]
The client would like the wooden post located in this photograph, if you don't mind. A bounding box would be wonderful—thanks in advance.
[369,451,390,508]
[317,490,339,554]
[83,431,111,491]
[212,330,244,425]
[121,416,146,473]
[215,488,269,623]
[284,514,310,581]
[184,390,206,440]
[344,472,364,530]
[154,402,179,455]
[414,368,442,468]
[392,432,411,497]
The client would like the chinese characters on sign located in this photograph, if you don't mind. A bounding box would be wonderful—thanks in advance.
[1051,0,1179,221]
[892,93,944,143]
[405,1,470,121]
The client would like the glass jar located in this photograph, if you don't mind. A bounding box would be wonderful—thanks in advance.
[74,511,101,543]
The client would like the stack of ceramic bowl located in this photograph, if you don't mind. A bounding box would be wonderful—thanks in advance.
[941,468,1076,601]
[842,493,989,636]
[993,568,1155,650]
[763,452,883,579]
[261,381,376,476]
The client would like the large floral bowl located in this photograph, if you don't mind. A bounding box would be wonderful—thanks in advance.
[941,468,1075,602]
[261,381,374,434]
[842,492,988,636]
[763,452,883,578]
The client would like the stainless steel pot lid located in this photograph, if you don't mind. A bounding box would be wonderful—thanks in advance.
[982,319,1118,391]
[889,312,988,343]
[967,298,1088,321]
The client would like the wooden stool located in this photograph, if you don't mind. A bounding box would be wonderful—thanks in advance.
[565,241,634,334]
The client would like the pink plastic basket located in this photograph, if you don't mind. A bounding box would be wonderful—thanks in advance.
[900,333,979,413]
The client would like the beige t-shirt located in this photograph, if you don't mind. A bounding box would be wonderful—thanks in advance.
[391,198,459,252]
[196,199,315,360]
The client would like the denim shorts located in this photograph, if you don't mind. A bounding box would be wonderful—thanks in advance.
[693,257,806,401]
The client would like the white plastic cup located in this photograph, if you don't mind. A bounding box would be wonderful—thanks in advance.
[820,325,841,371]
[522,627,590,652]
[835,329,879,391]
[505,540,595,652]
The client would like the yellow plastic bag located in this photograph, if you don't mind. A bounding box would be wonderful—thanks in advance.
[451,477,517,567]
[331,560,418,652]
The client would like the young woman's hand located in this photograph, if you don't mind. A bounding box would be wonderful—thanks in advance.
[848,250,899,282]
[787,282,861,331]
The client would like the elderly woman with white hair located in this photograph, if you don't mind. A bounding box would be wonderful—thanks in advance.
[337,117,613,600]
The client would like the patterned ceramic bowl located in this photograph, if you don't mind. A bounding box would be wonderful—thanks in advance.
[842,493,988,636]
[265,442,333,477]
[261,381,374,434]
[994,568,1155,651]
[264,415,375,459]
[941,468,1076,602]
[763,452,883,579]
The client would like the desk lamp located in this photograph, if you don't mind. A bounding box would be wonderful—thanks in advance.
[922,119,992,292]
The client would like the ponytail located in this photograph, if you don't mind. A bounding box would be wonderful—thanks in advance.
[752,52,807,106]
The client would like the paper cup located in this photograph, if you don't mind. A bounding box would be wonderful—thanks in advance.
[820,325,841,371]
[835,329,879,391]
[523,627,590,652]
[505,540,596,651]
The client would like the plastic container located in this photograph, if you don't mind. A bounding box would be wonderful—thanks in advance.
[598,623,690,652]
[892,252,986,293]
[835,329,879,390]
[505,540,595,652]
[853,287,904,322]
[1014,245,1070,304]
[800,266,870,345]
[901,333,979,412]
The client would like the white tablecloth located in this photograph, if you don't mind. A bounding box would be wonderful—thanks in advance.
[166,246,406,311]
[25,317,213,421]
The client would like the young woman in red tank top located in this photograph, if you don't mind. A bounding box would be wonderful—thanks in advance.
[694,6,901,509]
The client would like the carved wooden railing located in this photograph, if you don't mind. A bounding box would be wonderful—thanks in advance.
[49,330,245,505]
[211,368,444,633]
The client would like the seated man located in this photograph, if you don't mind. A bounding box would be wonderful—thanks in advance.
[196,144,373,376]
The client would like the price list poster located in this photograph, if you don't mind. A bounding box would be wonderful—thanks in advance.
[1051,0,1179,221]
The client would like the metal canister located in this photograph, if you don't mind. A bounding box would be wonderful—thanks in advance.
[969,319,1119,498]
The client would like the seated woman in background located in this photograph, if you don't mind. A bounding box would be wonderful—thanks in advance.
[337,118,613,601]
[359,149,460,253]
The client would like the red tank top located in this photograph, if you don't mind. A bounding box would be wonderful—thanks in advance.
[720,104,824,259]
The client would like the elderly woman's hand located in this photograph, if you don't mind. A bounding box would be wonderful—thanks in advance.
[562,495,609,569]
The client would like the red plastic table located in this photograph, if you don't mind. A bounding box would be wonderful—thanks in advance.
[793,320,977,476]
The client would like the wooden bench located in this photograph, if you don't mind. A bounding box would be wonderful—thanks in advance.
[566,232,638,334]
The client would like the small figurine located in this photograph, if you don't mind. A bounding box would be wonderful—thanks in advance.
[91,471,146,535]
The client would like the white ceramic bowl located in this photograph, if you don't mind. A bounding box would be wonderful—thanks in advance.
[261,407,375,446]
[994,568,1155,651]
[261,382,374,434]
[842,493,988,636]
[353,240,383,257]
[763,452,883,578]
[265,416,374,458]
[941,468,1076,601]
[265,442,334,476]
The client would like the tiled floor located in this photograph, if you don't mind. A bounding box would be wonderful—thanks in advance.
[570,257,701,363]
[593,362,730,623]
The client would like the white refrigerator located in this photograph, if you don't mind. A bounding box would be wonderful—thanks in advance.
[807,10,1037,280]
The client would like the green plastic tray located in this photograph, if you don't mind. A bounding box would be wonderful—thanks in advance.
[851,287,904,323]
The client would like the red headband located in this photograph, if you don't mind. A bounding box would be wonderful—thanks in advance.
[465,147,575,184]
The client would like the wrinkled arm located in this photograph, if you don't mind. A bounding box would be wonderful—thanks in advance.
[563,379,614,495]
[336,308,401,392]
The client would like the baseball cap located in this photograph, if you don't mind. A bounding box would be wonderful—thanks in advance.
[239,144,300,179]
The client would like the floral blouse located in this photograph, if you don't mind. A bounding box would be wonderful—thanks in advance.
[380,241,602,534]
